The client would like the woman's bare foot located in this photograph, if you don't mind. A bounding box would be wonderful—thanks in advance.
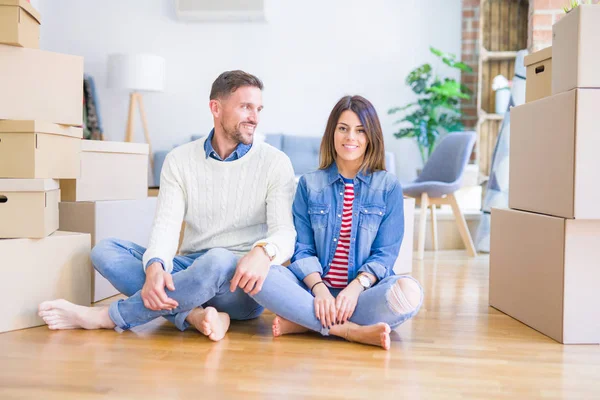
[332,321,391,350]
[38,299,115,330]
[272,315,309,337]
[186,307,230,341]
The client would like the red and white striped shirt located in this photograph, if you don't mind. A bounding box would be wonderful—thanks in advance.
[323,179,354,288]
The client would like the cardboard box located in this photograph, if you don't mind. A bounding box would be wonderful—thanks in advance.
[0,0,40,48]
[509,89,600,219]
[59,197,158,302]
[0,44,83,126]
[0,231,91,333]
[524,46,552,103]
[490,208,600,344]
[60,140,149,202]
[0,178,59,238]
[552,5,600,95]
[0,120,82,179]
[394,197,414,275]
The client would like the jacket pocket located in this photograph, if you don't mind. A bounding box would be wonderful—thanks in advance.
[308,204,330,229]
[358,204,386,232]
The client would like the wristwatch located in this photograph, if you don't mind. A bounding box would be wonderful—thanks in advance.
[255,242,276,261]
[356,273,373,290]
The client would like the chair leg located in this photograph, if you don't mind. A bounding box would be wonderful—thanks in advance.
[447,193,476,257]
[430,203,438,251]
[417,192,429,260]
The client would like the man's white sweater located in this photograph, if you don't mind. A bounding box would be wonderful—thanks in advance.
[143,137,297,273]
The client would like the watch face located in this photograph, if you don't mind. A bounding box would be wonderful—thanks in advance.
[359,275,370,288]
[264,244,276,259]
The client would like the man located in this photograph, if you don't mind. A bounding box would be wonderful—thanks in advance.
[38,70,296,341]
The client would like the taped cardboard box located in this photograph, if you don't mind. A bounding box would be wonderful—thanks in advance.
[510,89,600,219]
[60,141,149,202]
[0,44,83,126]
[0,178,59,238]
[490,208,600,344]
[0,0,40,48]
[524,46,552,103]
[552,5,600,94]
[0,120,82,179]
[0,231,91,333]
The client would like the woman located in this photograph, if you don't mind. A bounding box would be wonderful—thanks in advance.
[251,95,423,350]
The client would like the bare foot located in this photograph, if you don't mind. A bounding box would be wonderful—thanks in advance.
[333,322,391,350]
[38,299,115,330]
[272,315,309,337]
[186,307,230,341]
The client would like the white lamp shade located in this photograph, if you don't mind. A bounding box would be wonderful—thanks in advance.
[107,54,166,92]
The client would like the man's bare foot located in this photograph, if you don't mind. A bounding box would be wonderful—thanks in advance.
[186,307,230,341]
[332,321,391,350]
[272,315,309,337]
[38,299,115,330]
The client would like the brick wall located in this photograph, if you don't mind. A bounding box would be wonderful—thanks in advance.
[460,0,480,130]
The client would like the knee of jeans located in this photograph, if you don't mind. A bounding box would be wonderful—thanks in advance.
[91,237,121,275]
[268,264,288,277]
[190,248,238,282]
[386,277,423,316]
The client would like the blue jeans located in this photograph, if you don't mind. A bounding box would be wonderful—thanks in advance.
[91,238,264,331]
[251,266,423,336]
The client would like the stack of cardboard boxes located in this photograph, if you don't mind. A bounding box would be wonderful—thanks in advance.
[0,1,158,334]
[0,0,91,333]
[490,5,600,344]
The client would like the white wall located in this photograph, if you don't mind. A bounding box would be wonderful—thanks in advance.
[35,0,461,183]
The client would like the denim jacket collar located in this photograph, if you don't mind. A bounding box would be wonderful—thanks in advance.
[325,163,372,186]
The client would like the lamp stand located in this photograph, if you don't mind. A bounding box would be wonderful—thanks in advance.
[125,91,154,170]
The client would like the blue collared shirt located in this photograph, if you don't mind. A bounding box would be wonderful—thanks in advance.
[203,129,252,161]
[288,163,405,284]
[145,128,252,271]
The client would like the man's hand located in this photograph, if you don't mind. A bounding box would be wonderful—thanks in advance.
[335,280,363,324]
[141,262,178,311]
[230,247,271,295]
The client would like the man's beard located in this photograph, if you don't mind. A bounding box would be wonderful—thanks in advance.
[221,121,254,145]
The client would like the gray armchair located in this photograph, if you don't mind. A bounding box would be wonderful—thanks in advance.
[402,131,477,259]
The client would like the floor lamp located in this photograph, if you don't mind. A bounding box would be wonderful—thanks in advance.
[107,53,165,170]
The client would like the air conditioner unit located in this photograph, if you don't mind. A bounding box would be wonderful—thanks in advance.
[175,0,266,22]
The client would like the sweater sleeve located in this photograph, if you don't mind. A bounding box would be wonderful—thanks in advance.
[142,152,186,273]
[251,152,297,265]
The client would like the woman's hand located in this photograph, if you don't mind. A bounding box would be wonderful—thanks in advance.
[335,281,363,324]
[312,282,337,329]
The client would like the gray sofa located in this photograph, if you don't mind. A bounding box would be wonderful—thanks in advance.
[152,133,396,186]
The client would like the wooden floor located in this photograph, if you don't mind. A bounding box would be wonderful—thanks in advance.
[1,252,599,399]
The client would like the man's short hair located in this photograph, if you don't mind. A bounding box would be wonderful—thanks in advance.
[209,70,263,100]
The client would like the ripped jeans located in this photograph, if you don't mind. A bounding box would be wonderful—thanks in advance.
[251,266,424,336]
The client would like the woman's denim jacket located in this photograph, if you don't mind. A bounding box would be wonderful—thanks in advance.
[288,163,404,284]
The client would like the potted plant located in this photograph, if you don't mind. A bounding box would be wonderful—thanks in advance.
[389,47,473,165]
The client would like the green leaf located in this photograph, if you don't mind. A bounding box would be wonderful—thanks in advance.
[429,47,443,57]
[453,61,474,73]
[406,64,432,94]
[427,80,470,99]
[388,103,417,114]
[394,128,417,139]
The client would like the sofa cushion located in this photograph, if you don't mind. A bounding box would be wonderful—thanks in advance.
[282,135,321,175]
[264,133,283,150]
